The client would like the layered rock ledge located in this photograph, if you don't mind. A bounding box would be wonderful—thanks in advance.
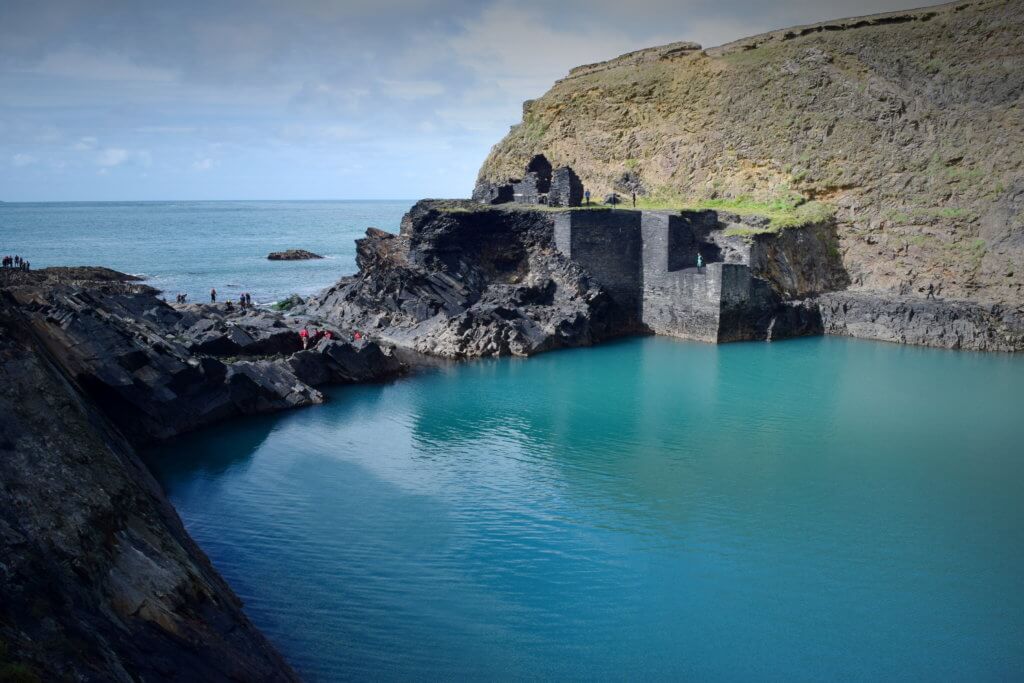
[0,267,404,680]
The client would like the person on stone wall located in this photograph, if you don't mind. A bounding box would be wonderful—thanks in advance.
[697,254,704,270]
[210,288,217,303]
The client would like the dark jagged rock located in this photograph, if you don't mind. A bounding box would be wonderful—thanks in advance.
[816,291,1024,351]
[6,285,324,443]
[0,268,405,679]
[267,249,323,260]
[303,200,620,358]
[0,294,298,682]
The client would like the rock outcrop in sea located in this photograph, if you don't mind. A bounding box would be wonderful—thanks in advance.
[268,249,323,260]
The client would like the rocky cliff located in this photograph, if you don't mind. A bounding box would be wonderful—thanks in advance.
[476,0,1023,308]
[304,201,621,357]
[0,268,403,680]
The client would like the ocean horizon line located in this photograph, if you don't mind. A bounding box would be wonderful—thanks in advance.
[0,198,423,205]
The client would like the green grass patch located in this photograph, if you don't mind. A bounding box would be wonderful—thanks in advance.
[636,195,834,232]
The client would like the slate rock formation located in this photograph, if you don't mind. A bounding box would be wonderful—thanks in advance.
[302,200,620,358]
[0,268,404,679]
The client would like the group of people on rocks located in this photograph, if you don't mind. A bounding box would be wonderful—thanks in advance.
[209,288,253,308]
[298,326,361,350]
[2,255,30,270]
[174,288,257,308]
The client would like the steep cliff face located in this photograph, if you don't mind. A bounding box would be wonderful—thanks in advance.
[0,299,298,682]
[476,0,1023,307]
[0,269,405,680]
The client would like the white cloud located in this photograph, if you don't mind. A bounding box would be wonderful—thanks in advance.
[96,148,129,167]
[95,148,152,168]
[73,136,98,151]
[192,158,215,171]
[11,153,37,167]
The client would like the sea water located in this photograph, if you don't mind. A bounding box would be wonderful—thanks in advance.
[0,200,411,303]
[147,335,1024,681]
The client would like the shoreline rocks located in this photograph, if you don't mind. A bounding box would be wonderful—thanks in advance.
[815,290,1024,352]
[0,266,406,680]
[301,201,1021,356]
[267,249,323,260]
[0,203,1018,679]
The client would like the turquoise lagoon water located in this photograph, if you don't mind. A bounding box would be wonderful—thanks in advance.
[0,200,411,303]
[147,335,1024,681]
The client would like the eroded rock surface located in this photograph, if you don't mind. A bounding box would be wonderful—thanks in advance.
[303,200,620,358]
[476,0,1024,306]
[0,267,405,679]
[0,296,298,681]
[816,291,1024,351]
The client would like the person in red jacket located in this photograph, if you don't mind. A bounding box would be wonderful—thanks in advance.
[299,326,309,349]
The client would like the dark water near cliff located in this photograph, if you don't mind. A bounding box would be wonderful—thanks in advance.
[0,200,411,303]
[147,336,1024,681]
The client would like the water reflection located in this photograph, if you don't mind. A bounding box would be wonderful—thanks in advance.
[147,336,1024,681]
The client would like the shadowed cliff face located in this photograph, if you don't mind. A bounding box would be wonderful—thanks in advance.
[0,268,408,680]
[476,0,1023,306]
[0,298,299,682]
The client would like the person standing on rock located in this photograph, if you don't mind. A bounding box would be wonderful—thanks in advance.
[632,192,637,208]
[926,283,935,300]
[245,292,252,307]
[584,189,590,206]
[300,326,310,349]
[239,293,246,310]
[210,288,217,303]
[697,253,704,270]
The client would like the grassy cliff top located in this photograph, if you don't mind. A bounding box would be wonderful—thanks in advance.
[475,0,1023,304]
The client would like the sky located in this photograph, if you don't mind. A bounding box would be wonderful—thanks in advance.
[1,0,931,201]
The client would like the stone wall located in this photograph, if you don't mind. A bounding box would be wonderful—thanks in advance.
[640,212,720,341]
[554,209,643,327]
[549,166,583,207]
[553,208,837,344]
